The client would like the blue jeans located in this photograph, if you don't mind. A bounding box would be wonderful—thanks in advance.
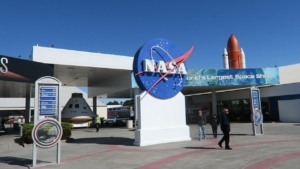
[198,125,205,139]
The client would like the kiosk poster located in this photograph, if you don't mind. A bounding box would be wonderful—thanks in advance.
[39,85,58,116]
[251,90,260,109]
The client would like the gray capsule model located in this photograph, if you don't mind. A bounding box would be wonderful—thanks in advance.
[61,93,95,123]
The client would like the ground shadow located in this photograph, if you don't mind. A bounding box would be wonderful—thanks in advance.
[0,129,19,136]
[184,147,217,150]
[66,137,134,146]
[230,133,251,136]
[206,133,250,136]
[82,129,135,133]
[192,133,251,140]
[0,156,49,168]
[14,138,25,147]
[78,127,134,133]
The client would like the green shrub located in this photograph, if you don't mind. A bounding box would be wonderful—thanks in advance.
[61,122,72,140]
[22,123,34,144]
[21,122,72,144]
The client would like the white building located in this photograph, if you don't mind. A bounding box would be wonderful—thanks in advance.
[0,46,300,123]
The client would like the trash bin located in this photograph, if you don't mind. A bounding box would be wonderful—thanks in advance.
[126,120,133,129]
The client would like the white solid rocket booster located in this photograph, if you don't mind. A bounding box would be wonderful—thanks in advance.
[223,48,229,69]
[241,48,246,68]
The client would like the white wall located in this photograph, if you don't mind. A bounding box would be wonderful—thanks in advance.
[278,99,300,122]
[279,63,300,84]
[260,83,300,97]
[97,107,107,119]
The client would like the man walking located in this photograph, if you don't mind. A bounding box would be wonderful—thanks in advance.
[218,108,232,150]
[198,109,206,140]
[95,115,101,132]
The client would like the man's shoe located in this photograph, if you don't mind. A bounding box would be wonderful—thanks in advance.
[225,147,232,150]
[218,142,223,148]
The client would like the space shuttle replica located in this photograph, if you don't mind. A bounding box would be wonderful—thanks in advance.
[61,93,95,123]
[223,34,246,69]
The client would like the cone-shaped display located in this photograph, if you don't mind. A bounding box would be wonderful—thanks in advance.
[61,93,96,123]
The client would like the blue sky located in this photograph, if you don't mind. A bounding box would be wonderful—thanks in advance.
[1,0,300,69]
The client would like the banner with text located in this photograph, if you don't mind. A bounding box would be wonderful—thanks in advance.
[186,68,279,86]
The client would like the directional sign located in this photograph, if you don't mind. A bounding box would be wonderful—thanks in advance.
[39,86,58,116]
[251,90,260,109]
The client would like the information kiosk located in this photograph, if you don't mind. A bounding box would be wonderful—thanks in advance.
[250,86,264,135]
[32,76,62,167]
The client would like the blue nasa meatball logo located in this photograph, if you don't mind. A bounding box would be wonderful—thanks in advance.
[133,38,193,99]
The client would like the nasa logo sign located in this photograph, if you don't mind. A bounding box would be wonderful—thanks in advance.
[133,38,193,99]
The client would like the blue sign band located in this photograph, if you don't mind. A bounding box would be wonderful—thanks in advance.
[186,68,279,86]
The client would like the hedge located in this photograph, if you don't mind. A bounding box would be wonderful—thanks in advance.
[22,122,72,144]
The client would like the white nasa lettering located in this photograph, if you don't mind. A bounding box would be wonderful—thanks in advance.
[0,57,8,74]
[167,62,177,74]
[143,59,187,74]
[177,63,187,74]
[156,61,167,73]
[143,59,155,72]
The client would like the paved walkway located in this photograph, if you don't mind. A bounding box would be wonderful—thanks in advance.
[0,123,300,169]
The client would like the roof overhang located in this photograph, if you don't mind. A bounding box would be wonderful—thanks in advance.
[31,46,134,98]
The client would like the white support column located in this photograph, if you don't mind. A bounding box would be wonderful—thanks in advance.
[134,92,191,146]
[133,88,140,127]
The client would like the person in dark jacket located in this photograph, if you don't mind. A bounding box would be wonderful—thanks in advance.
[218,108,232,150]
[1,117,5,130]
[197,109,206,140]
[210,113,219,138]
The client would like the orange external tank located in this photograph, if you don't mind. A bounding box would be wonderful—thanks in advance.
[227,34,243,68]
